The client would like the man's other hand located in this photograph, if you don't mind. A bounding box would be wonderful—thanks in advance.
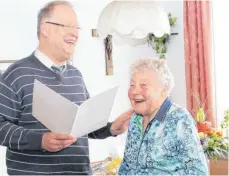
[41,132,77,152]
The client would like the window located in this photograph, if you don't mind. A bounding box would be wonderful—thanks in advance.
[212,0,229,125]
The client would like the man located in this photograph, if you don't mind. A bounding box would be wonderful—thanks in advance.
[0,1,133,175]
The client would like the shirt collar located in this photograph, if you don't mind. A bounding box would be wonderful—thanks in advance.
[34,49,66,70]
[154,97,172,121]
[133,97,172,126]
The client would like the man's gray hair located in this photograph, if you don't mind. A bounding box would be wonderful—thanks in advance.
[37,0,73,38]
[131,58,175,94]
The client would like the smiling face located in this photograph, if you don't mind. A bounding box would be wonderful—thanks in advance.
[128,70,167,117]
[40,4,79,63]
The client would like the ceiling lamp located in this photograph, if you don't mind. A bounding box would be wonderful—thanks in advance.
[97,0,170,46]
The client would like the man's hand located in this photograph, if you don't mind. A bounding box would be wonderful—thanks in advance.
[41,132,77,152]
[110,109,134,136]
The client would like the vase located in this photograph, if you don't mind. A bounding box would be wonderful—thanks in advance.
[210,158,229,175]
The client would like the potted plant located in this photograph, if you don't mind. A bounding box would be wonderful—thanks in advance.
[147,13,177,59]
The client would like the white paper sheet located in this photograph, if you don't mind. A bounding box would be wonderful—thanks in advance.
[32,80,118,138]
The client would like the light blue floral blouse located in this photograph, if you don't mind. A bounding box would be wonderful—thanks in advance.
[119,98,208,175]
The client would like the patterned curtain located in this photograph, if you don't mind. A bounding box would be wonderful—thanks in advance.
[184,0,216,127]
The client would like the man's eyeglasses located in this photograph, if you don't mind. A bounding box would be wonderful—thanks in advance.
[45,21,81,31]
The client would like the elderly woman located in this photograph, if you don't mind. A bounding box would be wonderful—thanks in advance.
[118,59,208,175]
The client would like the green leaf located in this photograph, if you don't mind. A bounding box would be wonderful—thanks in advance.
[221,110,229,129]
[161,46,167,53]
[160,54,165,59]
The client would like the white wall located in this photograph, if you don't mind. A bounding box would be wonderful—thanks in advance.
[0,0,185,175]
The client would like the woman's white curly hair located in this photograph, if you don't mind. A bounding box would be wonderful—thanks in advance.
[130,58,175,94]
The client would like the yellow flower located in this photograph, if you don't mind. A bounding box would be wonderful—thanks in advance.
[196,108,206,123]
[106,157,122,174]
[198,132,205,139]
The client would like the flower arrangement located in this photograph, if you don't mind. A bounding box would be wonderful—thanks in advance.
[90,156,122,175]
[196,108,229,159]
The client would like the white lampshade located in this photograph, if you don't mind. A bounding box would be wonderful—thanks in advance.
[97,0,170,46]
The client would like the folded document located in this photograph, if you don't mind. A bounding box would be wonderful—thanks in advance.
[32,80,118,138]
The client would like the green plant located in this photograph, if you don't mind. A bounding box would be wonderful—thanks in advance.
[147,13,177,59]
[221,110,229,129]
